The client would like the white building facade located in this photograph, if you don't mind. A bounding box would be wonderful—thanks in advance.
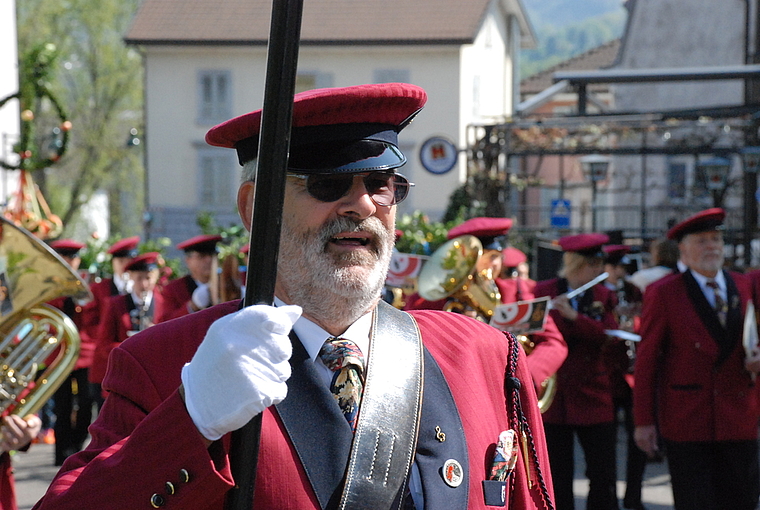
[125,0,535,246]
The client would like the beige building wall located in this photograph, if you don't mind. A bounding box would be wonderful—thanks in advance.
[144,20,519,224]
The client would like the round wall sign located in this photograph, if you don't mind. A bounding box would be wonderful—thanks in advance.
[419,136,458,175]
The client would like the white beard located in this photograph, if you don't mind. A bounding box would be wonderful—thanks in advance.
[278,215,394,327]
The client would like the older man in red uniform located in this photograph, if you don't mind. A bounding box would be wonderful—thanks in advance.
[35,84,555,510]
[534,233,620,510]
[634,208,760,510]
[156,234,222,323]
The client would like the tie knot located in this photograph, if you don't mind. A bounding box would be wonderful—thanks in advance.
[319,337,364,372]
[707,280,719,289]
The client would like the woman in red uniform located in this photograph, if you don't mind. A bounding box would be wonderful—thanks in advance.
[534,233,620,510]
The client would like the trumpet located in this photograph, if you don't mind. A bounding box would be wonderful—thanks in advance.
[0,217,90,417]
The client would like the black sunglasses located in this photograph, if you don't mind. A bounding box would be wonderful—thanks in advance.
[287,172,414,206]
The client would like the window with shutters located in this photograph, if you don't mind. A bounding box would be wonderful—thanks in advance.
[198,70,232,124]
[198,147,236,208]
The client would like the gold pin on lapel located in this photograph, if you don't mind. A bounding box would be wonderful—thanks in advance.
[435,426,446,442]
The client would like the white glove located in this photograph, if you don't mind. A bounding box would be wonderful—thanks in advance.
[181,304,302,440]
[191,283,211,310]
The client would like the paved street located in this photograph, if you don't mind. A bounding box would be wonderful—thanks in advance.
[12,423,675,509]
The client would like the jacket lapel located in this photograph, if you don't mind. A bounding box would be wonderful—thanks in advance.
[275,332,353,510]
[415,347,470,510]
[683,270,740,366]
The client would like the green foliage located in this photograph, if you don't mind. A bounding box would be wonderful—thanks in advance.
[78,234,109,277]
[16,0,145,235]
[196,211,249,264]
[395,211,460,255]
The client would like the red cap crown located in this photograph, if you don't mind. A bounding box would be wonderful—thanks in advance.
[447,217,513,253]
[502,247,527,267]
[177,234,223,254]
[557,233,609,256]
[603,244,632,265]
[124,252,162,272]
[205,83,427,172]
[108,236,140,257]
[50,239,86,256]
[667,208,725,241]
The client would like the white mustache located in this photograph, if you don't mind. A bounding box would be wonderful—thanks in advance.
[318,217,387,246]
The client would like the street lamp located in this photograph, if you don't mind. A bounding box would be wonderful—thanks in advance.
[580,154,610,231]
[697,156,731,207]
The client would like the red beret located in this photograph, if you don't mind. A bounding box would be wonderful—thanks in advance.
[124,252,162,272]
[107,236,140,257]
[667,208,725,241]
[603,244,631,265]
[502,247,527,267]
[205,83,427,173]
[557,233,609,256]
[50,239,86,256]
[177,234,223,253]
[447,217,513,251]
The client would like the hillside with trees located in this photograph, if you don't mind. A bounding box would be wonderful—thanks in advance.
[521,0,627,78]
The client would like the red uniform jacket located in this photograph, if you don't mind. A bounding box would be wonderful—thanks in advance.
[34,301,554,510]
[156,275,196,323]
[633,270,760,442]
[47,297,94,371]
[91,292,164,385]
[0,452,16,510]
[533,278,619,426]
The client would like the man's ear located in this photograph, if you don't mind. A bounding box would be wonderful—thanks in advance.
[237,181,255,231]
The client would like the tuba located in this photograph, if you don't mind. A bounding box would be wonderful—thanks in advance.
[417,235,501,320]
[419,234,558,413]
[0,217,90,417]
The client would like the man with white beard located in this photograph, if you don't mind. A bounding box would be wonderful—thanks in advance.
[34,83,554,510]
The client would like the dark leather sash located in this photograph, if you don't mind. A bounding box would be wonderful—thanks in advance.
[337,300,424,509]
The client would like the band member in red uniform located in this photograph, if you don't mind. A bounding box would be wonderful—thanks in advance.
[47,239,96,466]
[0,414,42,510]
[156,234,222,323]
[92,252,164,390]
[404,216,514,313]
[602,245,646,510]
[634,208,760,510]
[405,217,567,408]
[498,247,535,298]
[35,83,555,510]
[83,236,139,406]
[534,233,620,510]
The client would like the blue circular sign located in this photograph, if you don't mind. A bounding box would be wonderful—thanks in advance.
[419,136,458,175]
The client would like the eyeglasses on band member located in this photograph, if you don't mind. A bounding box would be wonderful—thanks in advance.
[287,172,414,206]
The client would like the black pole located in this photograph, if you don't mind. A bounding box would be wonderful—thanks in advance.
[225,0,303,508]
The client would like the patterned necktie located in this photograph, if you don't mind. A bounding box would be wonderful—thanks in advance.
[706,280,727,327]
[318,337,365,431]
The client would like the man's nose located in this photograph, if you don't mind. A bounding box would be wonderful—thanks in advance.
[337,176,377,219]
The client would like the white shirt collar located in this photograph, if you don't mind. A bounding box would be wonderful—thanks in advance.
[131,290,152,307]
[690,269,725,293]
[273,297,372,362]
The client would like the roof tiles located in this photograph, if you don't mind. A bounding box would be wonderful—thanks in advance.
[125,0,490,44]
